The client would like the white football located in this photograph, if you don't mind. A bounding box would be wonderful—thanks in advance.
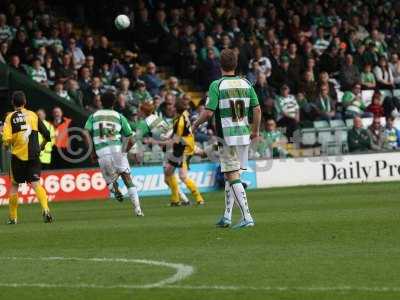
[114,15,130,30]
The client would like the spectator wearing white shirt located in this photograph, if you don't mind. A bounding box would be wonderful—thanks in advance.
[374,56,394,89]
[54,82,71,101]
[68,37,85,70]
[32,29,47,49]
[275,84,300,139]
[255,6,266,29]
[0,14,12,43]
[248,47,271,78]
[313,27,330,56]
[29,57,48,86]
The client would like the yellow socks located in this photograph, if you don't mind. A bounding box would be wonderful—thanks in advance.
[34,185,50,213]
[165,175,180,204]
[9,193,18,220]
[183,178,204,203]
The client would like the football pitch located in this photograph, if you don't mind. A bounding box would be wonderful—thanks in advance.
[0,182,400,300]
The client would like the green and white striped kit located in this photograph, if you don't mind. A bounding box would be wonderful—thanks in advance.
[85,109,133,156]
[206,76,259,146]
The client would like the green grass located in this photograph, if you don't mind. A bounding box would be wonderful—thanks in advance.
[0,182,400,300]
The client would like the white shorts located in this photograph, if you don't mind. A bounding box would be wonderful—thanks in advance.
[219,145,249,173]
[98,152,130,184]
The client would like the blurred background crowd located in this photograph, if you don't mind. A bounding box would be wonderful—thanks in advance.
[1,0,400,166]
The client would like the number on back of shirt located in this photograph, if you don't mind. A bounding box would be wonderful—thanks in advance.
[229,99,245,122]
[99,122,117,139]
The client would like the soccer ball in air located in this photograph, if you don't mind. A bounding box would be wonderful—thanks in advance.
[114,15,130,30]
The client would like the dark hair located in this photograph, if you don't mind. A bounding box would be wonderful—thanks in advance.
[12,90,26,107]
[220,49,237,72]
[387,115,395,122]
[175,97,188,114]
[101,90,116,109]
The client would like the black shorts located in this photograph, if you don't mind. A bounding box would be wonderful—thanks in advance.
[168,144,184,168]
[167,155,192,169]
[10,155,42,184]
[167,144,192,169]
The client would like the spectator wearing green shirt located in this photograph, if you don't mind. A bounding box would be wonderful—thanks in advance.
[132,80,152,105]
[312,4,328,28]
[314,83,339,121]
[199,36,220,62]
[98,63,113,87]
[360,63,376,90]
[348,116,371,153]
[257,119,288,158]
[342,83,372,118]
[363,29,388,58]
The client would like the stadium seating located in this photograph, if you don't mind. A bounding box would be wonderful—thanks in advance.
[298,116,390,156]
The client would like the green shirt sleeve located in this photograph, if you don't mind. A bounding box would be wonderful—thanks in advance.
[120,114,133,137]
[135,120,150,138]
[206,80,219,111]
[342,92,355,106]
[249,86,260,107]
[84,115,94,133]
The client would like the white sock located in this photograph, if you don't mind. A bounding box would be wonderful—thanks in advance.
[230,181,253,222]
[223,181,234,221]
[128,186,141,210]
[108,182,117,196]
[179,189,189,203]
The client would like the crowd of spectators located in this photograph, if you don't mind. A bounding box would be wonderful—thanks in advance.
[348,115,400,153]
[2,0,400,159]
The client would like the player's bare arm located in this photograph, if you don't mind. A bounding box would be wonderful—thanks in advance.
[192,109,214,132]
[251,105,262,140]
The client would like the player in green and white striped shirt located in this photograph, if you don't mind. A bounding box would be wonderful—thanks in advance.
[131,101,191,204]
[193,49,261,229]
[84,91,143,216]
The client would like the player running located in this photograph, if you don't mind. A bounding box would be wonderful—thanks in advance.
[133,101,191,204]
[193,49,261,228]
[147,99,204,206]
[164,98,204,206]
[3,91,53,224]
[84,91,143,217]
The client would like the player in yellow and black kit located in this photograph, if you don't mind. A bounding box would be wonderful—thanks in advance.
[164,98,204,206]
[2,91,53,224]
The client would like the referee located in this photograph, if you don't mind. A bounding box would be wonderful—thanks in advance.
[2,91,53,224]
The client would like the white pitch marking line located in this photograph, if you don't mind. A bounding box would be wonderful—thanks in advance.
[0,283,399,293]
[166,285,400,293]
[0,257,399,293]
[0,256,194,289]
